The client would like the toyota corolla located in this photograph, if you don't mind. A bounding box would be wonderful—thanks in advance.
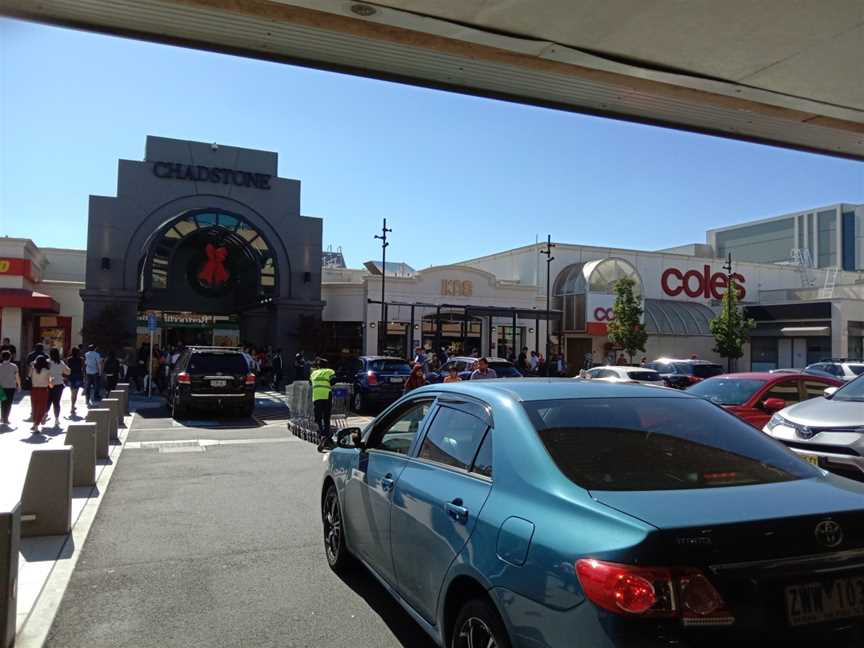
[320,380,864,647]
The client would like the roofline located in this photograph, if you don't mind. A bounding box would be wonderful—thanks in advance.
[706,203,860,235]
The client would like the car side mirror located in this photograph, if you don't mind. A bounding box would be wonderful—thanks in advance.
[336,426,363,450]
[762,398,786,412]
[823,386,839,399]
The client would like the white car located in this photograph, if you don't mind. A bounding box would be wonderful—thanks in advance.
[805,361,864,382]
[584,366,667,386]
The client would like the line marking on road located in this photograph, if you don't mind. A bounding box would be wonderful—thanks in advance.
[126,436,298,450]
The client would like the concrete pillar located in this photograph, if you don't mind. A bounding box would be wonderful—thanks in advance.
[0,307,22,359]
[832,302,848,359]
[0,503,20,648]
[108,390,127,427]
[116,382,131,415]
[86,408,112,459]
[21,448,73,537]
[65,423,97,487]
[101,398,122,441]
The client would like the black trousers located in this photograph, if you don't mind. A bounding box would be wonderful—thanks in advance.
[314,397,332,441]
[49,385,64,417]
[1,388,14,422]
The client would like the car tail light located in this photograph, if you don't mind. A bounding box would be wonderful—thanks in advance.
[687,375,701,384]
[245,373,256,385]
[576,559,733,626]
[177,372,191,384]
[366,370,378,386]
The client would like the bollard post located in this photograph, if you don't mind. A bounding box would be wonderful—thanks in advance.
[65,423,97,487]
[116,382,131,415]
[108,390,127,428]
[101,398,122,441]
[86,408,112,459]
[21,448,73,537]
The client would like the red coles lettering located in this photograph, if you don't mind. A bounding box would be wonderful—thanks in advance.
[661,265,745,300]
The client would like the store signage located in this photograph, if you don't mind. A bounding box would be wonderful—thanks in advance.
[0,258,32,278]
[162,313,211,325]
[441,280,473,297]
[152,161,271,190]
[661,265,746,300]
[593,307,615,322]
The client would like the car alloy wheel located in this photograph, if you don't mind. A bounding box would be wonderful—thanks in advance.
[451,599,511,648]
[322,486,348,571]
[456,618,496,648]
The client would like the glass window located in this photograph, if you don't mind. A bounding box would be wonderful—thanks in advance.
[849,365,864,376]
[418,406,489,470]
[488,362,520,377]
[471,430,493,478]
[803,380,833,400]
[369,359,412,373]
[687,378,767,405]
[523,397,818,491]
[625,370,663,382]
[587,259,642,296]
[187,352,249,374]
[762,381,801,406]
[806,338,832,365]
[818,210,837,267]
[750,337,779,372]
[673,363,723,378]
[715,218,795,264]
[376,400,433,454]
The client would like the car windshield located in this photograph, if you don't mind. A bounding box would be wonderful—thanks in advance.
[675,363,723,378]
[831,375,864,402]
[687,378,767,405]
[625,371,661,382]
[523,397,817,491]
[489,362,519,377]
[187,353,249,374]
[370,359,412,373]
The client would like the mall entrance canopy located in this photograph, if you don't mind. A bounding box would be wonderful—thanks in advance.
[4,1,863,160]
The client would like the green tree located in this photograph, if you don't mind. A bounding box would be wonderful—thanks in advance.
[607,277,647,363]
[709,277,755,371]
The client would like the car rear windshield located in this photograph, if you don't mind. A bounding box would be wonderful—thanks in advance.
[490,362,520,377]
[369,360,412,374]
[849,365,864,376]
[625,371,662,382]
[187,353,249,374]
[675,363,724,378]
[523,397,816,491]
[687,378,766,405]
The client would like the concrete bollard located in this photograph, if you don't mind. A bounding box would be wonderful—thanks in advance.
[101,398,122,441]
[0,503,20,648]
[116,382,131,415]
[86,408,112,459]
[108,391,127,427]
[21,448,73,537]
[65,423,97,487]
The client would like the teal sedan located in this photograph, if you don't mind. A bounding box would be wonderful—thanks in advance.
[320,380,864,647]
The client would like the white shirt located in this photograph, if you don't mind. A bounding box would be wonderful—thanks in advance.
[48,360,70,384]
[30,367,51,388]
[84,350,102,374]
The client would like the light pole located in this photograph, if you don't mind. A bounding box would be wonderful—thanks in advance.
[540,235,556,376]
[374,218,391,354]
[722,251,734,372]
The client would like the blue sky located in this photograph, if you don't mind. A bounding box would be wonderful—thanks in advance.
[1,17,862,269]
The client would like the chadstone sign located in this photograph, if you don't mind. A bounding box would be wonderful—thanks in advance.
[153,161,271,190]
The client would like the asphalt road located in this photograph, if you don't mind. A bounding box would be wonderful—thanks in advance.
[44,404,438,648]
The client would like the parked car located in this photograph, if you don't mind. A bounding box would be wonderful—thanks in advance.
[646,358,724,389]
[805,360,864,382]
[426,356,522,382]
[764,374,864,481]
[584,365,667,386]
[687,372,841,429]
[168,346,256,418]
[334,356,413,412]
[321,379,864,647]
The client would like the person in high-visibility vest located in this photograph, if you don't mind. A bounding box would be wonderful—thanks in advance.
[310,357,336,452]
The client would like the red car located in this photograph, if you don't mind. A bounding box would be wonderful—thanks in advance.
[686,371,842,429]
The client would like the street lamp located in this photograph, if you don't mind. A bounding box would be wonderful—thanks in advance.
[540,235,556,375]
[374,218,392,354]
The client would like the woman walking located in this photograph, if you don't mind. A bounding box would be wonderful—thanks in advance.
[48,348,70,427]
[29,355,51,433]
[403,363,427,394]
[0,351,20,426]
[66,347,85,416]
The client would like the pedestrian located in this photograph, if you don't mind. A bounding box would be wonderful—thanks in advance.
[529,350,539,374]
[555,353,567,376]
[66,346,85,416]
[404,363,427,393]
[0,350,20,426]
[84,344,103,406]
[0,337,17,361]
[47,348,70,428]
[271,348,284,390]
[470,357,498,380]
[29,355,51,433]
[104,350,121,393]
[413,346,428,372]
[310,358,335,452]
[443,364,462,383]
[616,354,627,366]
[640,357,648,368]
[517,347,529,373]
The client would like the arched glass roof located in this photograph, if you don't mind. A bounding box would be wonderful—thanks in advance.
[644,299,715,336]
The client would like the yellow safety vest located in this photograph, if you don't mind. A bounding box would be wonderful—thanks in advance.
[310,368,335,401]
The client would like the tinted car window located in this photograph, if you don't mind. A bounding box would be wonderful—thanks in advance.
[187,353,249,374]
[489,362,520,377]
[763,380,801,405]
[376,400,432,454]
[803,380,833,399]
[418,406,489,470]
[687,378,766,405]
[369,360,412,373]
[472,430,493,478]
[848,365,864,376]
[675,363,723,378]
[626,371,662,382]
[649,363,672,374]
[523,397,817,491]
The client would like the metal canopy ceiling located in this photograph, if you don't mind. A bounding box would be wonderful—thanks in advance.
[4,0,864,159]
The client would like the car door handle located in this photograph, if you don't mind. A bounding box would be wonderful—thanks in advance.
[381,474,395,492]
[446,499,469,523]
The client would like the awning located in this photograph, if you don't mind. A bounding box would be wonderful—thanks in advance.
[781,326,831,336]
[0,289,60,312]
[644,299,715,337]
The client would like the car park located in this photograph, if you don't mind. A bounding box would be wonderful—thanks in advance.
[584,365,667,386]
[645,358,723,389]
[321,379,864,647]
[805,360,864,382]
[426,356,522,382]
[334,356,412,412]
[687,372,841,429]
[168,346,256,418]
[764,375,864,481]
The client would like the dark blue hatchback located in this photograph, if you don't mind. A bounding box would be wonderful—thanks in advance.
[320,380,864,647]
[334,356,412,412]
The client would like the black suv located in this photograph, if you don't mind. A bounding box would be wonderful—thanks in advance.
[646,358,724,389]
[169,347,256,418]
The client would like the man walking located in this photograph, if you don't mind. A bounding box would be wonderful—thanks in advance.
[84,344,103,406]
[310,357,336,452]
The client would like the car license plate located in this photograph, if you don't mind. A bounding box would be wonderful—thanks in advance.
[800,453,821,467]
[786,577,864,626]
[210,380,227,387]
[389,377,403,384]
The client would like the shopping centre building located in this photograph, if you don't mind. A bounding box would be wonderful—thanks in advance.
[2,136,863,373]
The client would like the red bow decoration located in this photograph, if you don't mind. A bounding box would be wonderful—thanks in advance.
[198,244,230,286]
